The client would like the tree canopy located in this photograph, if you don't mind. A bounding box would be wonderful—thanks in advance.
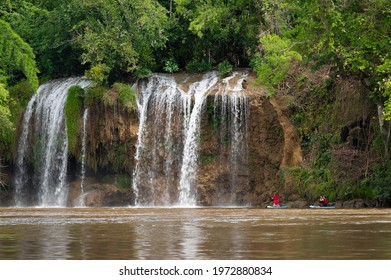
[0,19,38,150]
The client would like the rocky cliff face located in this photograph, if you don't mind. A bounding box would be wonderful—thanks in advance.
[70,71,302,207]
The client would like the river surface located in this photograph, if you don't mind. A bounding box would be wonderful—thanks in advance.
[0,207,391,260]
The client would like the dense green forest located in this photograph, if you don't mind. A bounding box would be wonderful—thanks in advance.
[0,0,390,204]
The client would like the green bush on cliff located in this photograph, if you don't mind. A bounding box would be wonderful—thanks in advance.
[186,59,212,72]
[114,83,137,112]
[85,85,107,107]
[163,58,180,73]
[286,165,336,202]
[65,85,84,156]
[218,60,233,78]
[134,67,153,79]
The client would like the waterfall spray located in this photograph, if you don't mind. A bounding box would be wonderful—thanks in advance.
[78,107,89,206]
[14,77,90,207]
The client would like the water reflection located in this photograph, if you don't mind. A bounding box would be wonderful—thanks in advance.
[0,208,391,259]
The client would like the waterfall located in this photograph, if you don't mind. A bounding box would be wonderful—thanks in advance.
[132,74,190,206]
[78,107,89,206]
[14,77,90,207]
[132,71,249,207]
[213,72,250,205]
[14,94,38,206]
[178,72,219,205]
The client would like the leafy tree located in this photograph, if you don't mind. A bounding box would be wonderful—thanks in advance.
[1,0,86,78]
[0,19,39,89]
[0,19,39,161]
[74,0,169,84]
[251,34,302,96]
[282,0,390,78]
[0,83,13,140]
[174,0,262,66]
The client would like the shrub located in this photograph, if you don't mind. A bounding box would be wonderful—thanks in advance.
[85,63,111,85]
[114,83,137,112]
[85,85,107,107]
[218,60,233,78]
[9,80,35,108]
[163,58,180,73]
[134,66,152,79]
[185,59,212,72]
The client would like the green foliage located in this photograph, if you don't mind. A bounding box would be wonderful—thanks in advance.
[74,0,169,81]
[114,83,137,112]
[360,163,391,204]
[286,0,390,97]
[1,0,85,78]
[85,64,111,86]
[175,0,261,66]
[0,19,39,90]
[200,154,216,165]
[134,67,153,79]
[8,80,35,108]
[286,165,335,202]
[0,19,39,160]
[377,59,391,120]
[0,83,14,159]
[116,173,132,189]
[251,34,302,97]
[218,60,233,78]
[163,57,180,73]
[185,59,212,72]
[85,85,106,107]
[65,85,84,155]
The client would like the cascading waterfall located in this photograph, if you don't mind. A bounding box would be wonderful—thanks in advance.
[132,75,183,206]
[178,72,219,205]
[132,71,249,207]
[213,72,250,205]
[14,72,249,207]
[14,94,38,206]
[14,77,90,207]
[78,107,89,206]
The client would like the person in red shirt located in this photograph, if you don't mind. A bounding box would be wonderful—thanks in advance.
[319,195,329,207]
[323,196,329,206]
[272,192,280,207]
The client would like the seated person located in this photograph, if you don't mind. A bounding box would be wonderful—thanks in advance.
[319,195,329,207]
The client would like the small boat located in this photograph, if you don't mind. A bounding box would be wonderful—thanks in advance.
[266,205,288,209]
[309,205,336,209]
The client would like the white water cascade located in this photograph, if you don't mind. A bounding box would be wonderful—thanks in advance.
[132,71,249,207]
[78,107,89,206]
[178,72,219,205]
[213,72,250,205]
[14,77,90,207]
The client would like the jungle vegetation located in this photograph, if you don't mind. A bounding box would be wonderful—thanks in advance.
[0,0,390,204]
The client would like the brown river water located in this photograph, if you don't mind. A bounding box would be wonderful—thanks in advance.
[0,207,391,260]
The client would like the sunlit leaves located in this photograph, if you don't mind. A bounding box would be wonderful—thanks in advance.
[378,59,391,120]
[74,0,169,83]
[252,34,302,96]
[0,20,39,90]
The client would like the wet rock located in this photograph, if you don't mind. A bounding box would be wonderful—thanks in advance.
[69,180,134,207]
[342,199,365,208]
